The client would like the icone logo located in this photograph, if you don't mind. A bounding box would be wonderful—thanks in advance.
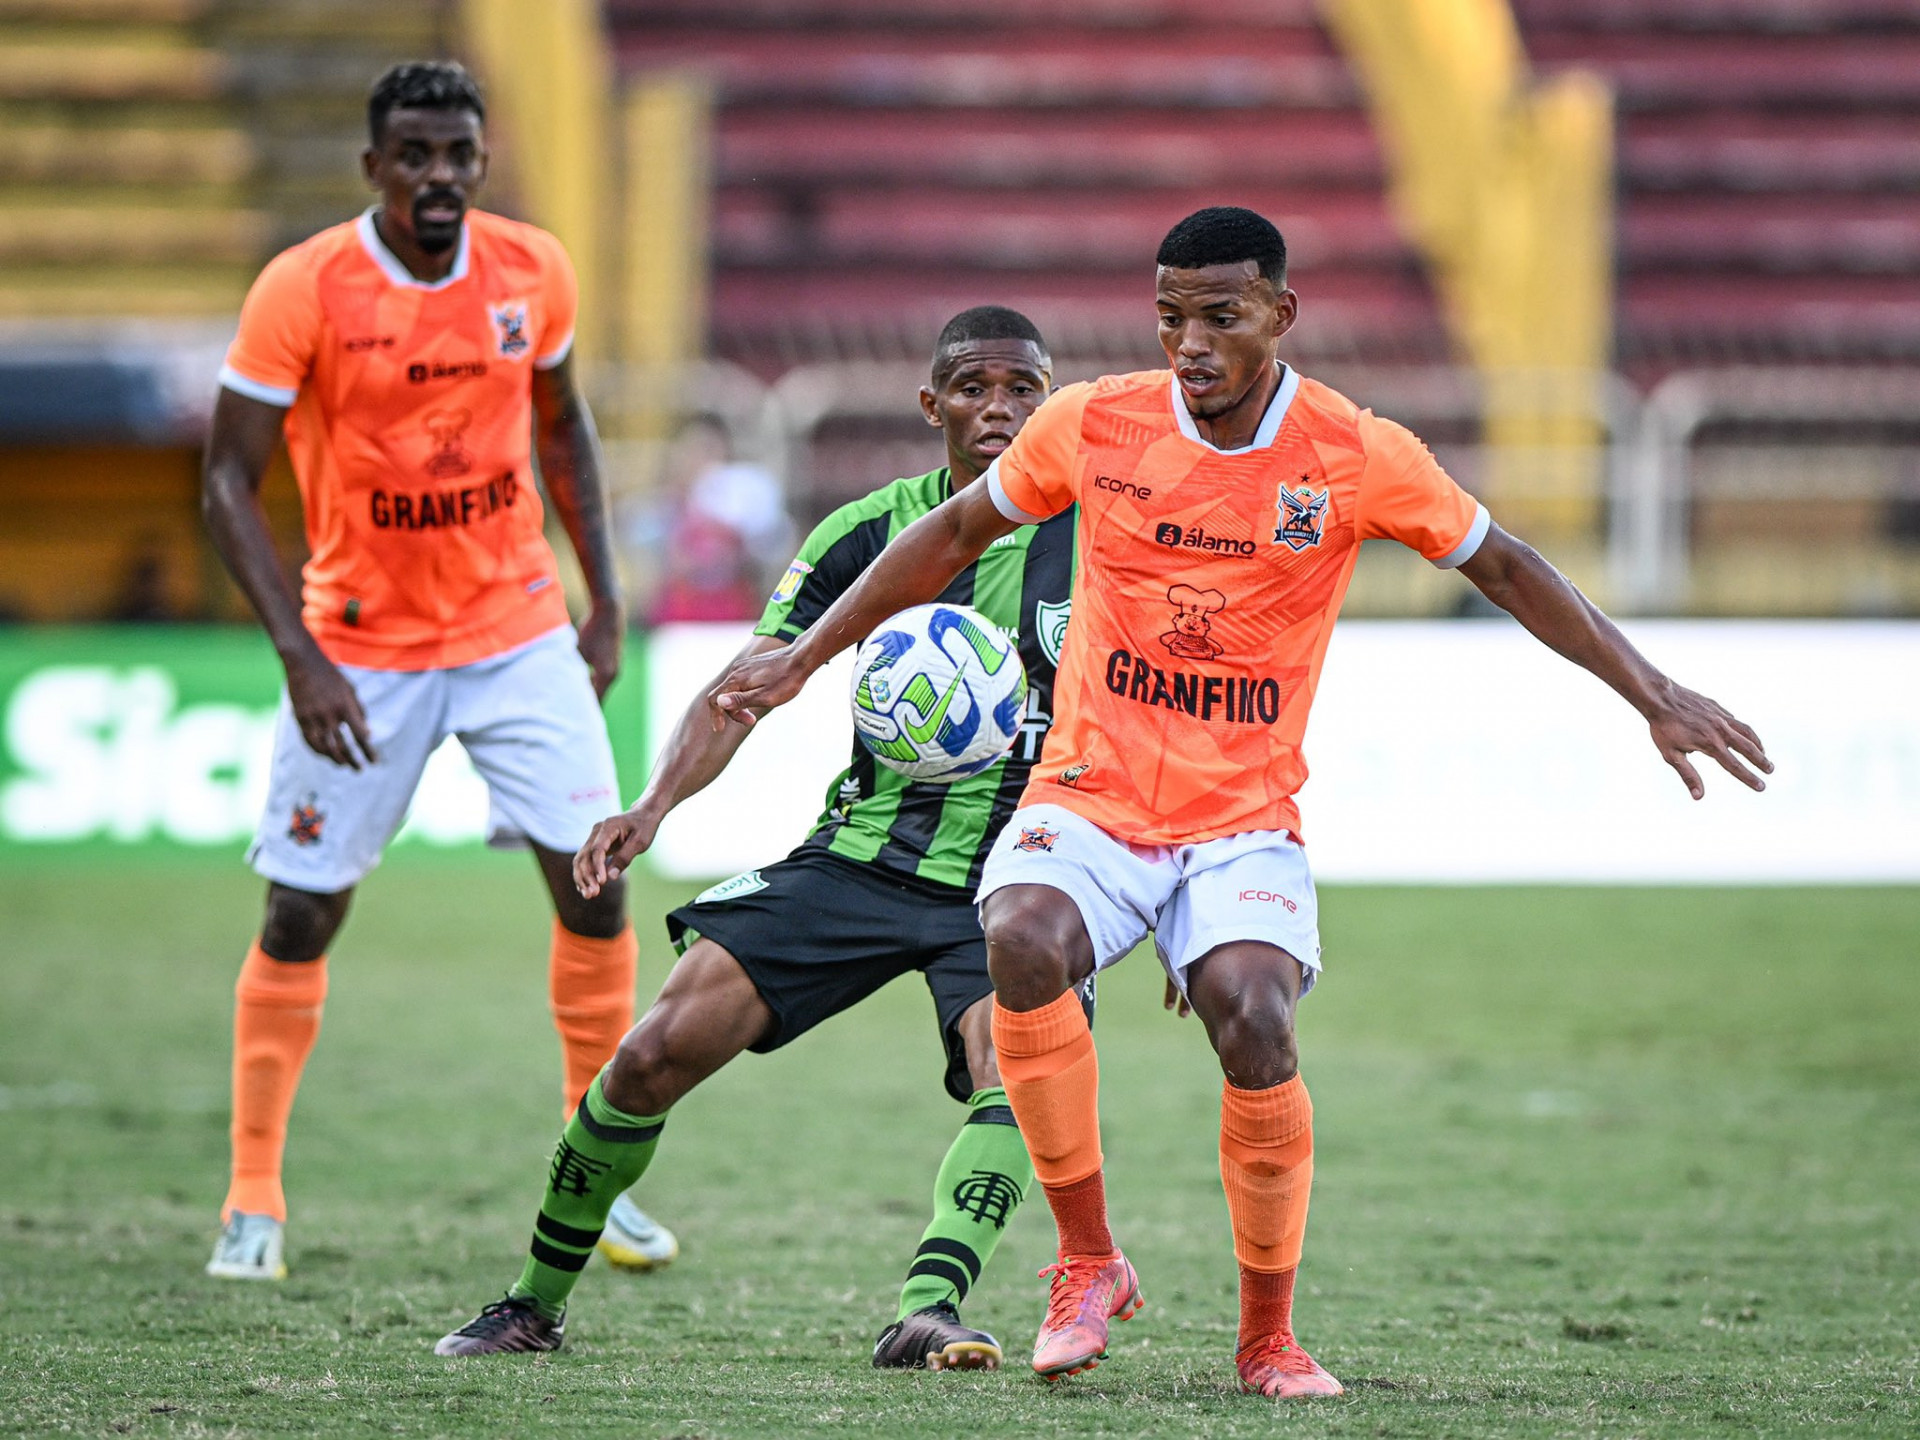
[1238,888,1298,912]
[1094,474,1152,500]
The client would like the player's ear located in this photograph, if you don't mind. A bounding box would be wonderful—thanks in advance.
[918,386,943,428]
[1273,287,1299,341]
[361,145,380,189]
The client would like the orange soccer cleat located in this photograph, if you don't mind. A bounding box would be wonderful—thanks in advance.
[1235,1334,1344,1398]
[1030,1251,1143,1379]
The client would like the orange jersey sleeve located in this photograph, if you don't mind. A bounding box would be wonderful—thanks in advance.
[988,382,1094,522]
[1355,411,1489,567]
[529,227,578,369]
[220,247,323,405]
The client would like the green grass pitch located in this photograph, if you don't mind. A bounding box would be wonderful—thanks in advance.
[1,853,1915,1437]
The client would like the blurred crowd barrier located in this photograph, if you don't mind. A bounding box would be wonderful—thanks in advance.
[590,360,1920,621]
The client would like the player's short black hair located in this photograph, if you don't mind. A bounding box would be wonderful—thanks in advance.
[368,61,485,144]
[1156,206,1287,288]
[931,305,1051,381]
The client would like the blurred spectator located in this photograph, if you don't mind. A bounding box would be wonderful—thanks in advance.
[107,535,183,623]
[629,420,792,624]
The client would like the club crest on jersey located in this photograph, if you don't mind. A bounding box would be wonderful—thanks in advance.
[288,792,325,847]
[1036,598,1071,668]
[1275,479,1329,551]
[1014,824,1059,853]
[1160,584,1227,661]
[488,301,530,359]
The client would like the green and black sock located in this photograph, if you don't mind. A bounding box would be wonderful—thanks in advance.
[896,1086,1035,1320]
[508,1068,666,1318]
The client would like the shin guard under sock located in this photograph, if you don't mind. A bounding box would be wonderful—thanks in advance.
[1220,1075,1314,1346]
[992,992,1112,1256]
[896,1087,1035,1319]
[510,1069,666,1317]
[224,942,327,1222]
[548,922,638,1119]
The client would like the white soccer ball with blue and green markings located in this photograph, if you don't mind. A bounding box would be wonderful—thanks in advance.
[849,602,1028,783]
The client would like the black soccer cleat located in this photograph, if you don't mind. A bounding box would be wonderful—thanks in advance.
[433,1295,565,1356]
[872,1301,1003,1371]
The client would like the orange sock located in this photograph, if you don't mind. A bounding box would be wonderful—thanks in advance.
[224,942,327,1223]
[992,991,1113,1256]
[548,921,637,1119]
[1220,1075,1314,1347]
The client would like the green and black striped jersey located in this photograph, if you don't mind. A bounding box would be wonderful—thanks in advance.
[756,467,1076,890]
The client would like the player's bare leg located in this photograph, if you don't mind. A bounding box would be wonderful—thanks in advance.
[872,997,1022,1372]
[437,937,775,1354]
[981,885,1142,1380]
[528,844,675,1268]
[1183,942,1341,1398]
[209,883,352,1280]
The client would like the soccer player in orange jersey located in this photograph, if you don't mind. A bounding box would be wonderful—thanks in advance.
[706,207,1774,1398]
[199,62,672,1280]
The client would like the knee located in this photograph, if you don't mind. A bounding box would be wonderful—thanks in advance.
[554,876,627,940]
[260,884,350,963]
[1210,985,1299,1089]
[603,1008,689,1115]
[982,887,1091,1013]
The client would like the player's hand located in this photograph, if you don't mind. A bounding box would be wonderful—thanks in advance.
[285,649,376,770]
[576,599,625,702]
[574,807,660,897]
[1163,977,1192,1019]
[1645,681,1773,800]
[708,644,810,731]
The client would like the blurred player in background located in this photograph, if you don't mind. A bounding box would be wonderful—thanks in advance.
[435,307,1080,1371]
[704,207,1775,1398]
[200,61,673,1279]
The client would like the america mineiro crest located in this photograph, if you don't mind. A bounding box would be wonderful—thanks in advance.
[1275,478,1328,551]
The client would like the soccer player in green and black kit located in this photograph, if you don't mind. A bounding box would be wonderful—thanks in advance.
[436,306,1079,1368]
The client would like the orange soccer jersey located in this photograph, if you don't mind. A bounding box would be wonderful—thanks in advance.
[989,366,1489,845]
[220,208,578,670]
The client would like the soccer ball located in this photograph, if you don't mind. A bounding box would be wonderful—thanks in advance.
[849,603,1028,783]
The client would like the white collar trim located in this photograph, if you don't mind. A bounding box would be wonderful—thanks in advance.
[1170,363,1299,454]
[357,208,470,291]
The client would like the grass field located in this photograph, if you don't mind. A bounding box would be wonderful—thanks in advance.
[2,852,1916,1438]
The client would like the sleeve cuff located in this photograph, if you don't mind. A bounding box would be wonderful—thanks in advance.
[1431,502,1491,569]
[986,459,1049,525]
[533,331,574,370]
[218,364,297,408]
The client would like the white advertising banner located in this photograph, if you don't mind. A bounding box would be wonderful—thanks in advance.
[641,620,1920,884]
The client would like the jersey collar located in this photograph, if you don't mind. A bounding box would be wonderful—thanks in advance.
[356,207,471,291]
[1169,362,1299,455]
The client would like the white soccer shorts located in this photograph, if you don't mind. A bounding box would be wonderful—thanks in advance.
[976,802,1323,998]
[247,624,620,893]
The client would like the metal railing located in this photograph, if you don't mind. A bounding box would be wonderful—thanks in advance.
[590,360,1920,618]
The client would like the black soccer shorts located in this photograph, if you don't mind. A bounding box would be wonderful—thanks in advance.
[666,845,1090,1103]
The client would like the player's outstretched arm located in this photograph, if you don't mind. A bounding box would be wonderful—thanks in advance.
[201,387,376,769]
[707,480,1020,729]
[533,355,625,699]
[1458,524,1773,799]
[574,635,786,897]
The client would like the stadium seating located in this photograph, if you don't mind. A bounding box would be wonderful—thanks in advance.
[610,0,1920,377]
[607,0,1447,372]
